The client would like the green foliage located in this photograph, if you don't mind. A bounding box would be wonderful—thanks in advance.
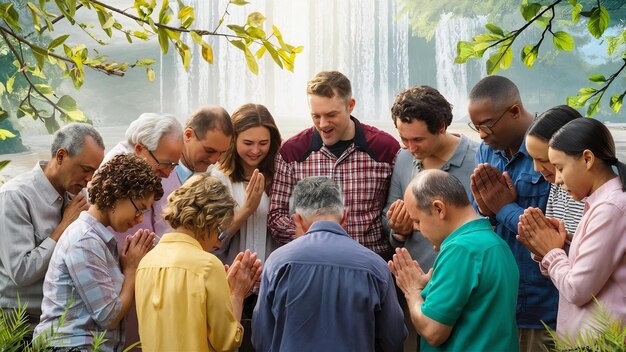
[544,298,626,351]
[453,0,626,117]
[0,0,301,134]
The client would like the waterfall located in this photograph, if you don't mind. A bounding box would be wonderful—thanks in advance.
[435,13,486,121]
[162,0,410,121]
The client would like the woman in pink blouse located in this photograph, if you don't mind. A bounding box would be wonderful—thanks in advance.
[519,118,626,340]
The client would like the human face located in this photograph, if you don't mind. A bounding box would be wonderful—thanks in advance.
[308,93,355,146]
[548,147,591,201]
[108,194,155,233]
[137,134,184,178]
[396,119,443,160]
[183,128,231,172]
[58,136,104,195]
[468,99,516,151]
[403,188,445,251]
[236,126,271,172]
[525,135,556,183]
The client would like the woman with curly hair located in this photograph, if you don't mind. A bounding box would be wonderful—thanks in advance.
[33,154,163,351]
[210,103,282,264]
[135,173,261,351]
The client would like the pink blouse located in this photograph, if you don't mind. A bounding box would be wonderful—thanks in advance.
[542,177,626,339]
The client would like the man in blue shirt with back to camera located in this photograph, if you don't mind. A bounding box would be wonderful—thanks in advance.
[252,176,406,351]
[467,75,555,351]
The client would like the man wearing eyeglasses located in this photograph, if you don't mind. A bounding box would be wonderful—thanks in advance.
[467,75,555,352]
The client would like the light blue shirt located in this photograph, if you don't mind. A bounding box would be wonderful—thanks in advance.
[252,221,406,351]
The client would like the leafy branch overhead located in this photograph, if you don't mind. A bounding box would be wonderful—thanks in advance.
[0,0,302,132]
[455,0,625,117]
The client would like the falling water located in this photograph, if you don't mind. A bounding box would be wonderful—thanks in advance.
[435,13,487,120]
[162,0,410,120]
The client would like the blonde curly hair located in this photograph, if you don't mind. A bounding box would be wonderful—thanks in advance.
[163,174,236,239]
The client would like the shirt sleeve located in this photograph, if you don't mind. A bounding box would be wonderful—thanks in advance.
[421,246,478,326]
[541,203,626,306]
[382,152,407,248]
[0,190,56,286]
[267,153,296,244]
[375,271,408,352]
[494,202,524,235]
[65,236,122,327]
[251,262,276,351]
[205,261,243,351]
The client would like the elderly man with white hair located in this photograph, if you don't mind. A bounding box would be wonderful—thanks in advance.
[100,112,183,349]
[253,176,407,351]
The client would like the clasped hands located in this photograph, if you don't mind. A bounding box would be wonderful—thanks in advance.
[470,163,517,217]
[517,207,567,259]
[388,248,432,297]
[226,249,262,298]
[386,199,413,239]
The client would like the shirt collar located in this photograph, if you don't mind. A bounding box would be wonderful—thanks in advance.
[440,217,493,250]
[494,133,531,160]
[80,211,117,247]
[33,161,64,205]
[158,232,204,249]
[442,134,470,171]
[586,176,621,207]
[306,220,350,238]
[175,162,194,184]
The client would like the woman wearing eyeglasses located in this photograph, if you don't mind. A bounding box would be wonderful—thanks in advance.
[135,173,262,351]
[33,154,163,351]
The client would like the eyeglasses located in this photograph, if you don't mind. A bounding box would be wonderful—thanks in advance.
[129,198,150,218]
[217,225,228,241]
[145,147,179,170]
[468,105,512,135]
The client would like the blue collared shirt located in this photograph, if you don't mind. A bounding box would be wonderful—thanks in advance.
[252,221,406,351]
[474,140,558,329]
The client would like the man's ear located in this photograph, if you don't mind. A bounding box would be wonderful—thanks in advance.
[134,143,144,154]
[55,148,68,164]
[184,128,194,142]
[340,209,348,229]
[432,200,446,220]
[294,213,308,238]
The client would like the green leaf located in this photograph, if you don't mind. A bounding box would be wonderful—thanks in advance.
[57,95,78,111]
[0,128,16,140]
[1,3,22,31]
[256,45,267,59]
[134,58,156,67]
[499,46,512,70]
[63,109,88,122]
[247,12,266,27]
[485,23,504,36]
[587,96,601,116]
[262,41,283,68]
[486,52,501,74]
[147,67,155,82]
[157,28,169,54]
[134,31,149,40]
[175,42,191,70]
[0,160,10,171]
[230,0,249,5]
[272,25,287,49]
[26,2,42,32]
[48,34,70,50]
[571,3,583,23]
[552,31,574,51]
[102,15,115,29]
[588,6,610,39]
[588,74,607,83]
[6,75,16,94]
[190,31,203,44]
[201,43,213,64]
[35,84,54,95]
[610,93,624,113]
[472,33,503,42]
[578,86,597,95]
[178,6,194,28]
[229,40,258,74]
[246,27,266,39]
[521,2,542,21]
[158,0,173,25]
[455,41,474,64]
[521,45,539,67]
[44,117,60,133]
[0,82,5,96]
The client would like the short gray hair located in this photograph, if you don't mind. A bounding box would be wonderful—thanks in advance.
[289,177,344,220]
[125,113,183,151]
[50,123,104,157]
[410,170,470,213]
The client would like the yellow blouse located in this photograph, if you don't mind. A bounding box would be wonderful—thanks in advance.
[135,232,243,351]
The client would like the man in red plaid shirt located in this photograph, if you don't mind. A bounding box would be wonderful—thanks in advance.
[268,71,400,259]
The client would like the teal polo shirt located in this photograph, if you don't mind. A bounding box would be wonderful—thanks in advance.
[421,218,520,352]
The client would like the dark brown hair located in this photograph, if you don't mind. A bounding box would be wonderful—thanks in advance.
[391,85,452,134]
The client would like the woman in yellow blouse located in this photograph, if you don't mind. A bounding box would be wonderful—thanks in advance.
[135,173,262,351]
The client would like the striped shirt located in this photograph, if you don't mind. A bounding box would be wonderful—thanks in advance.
[545,183,585,238]
[268,117,400,255]
[34,212,124,351]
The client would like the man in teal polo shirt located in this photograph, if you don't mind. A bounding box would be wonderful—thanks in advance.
[389,169,519,351]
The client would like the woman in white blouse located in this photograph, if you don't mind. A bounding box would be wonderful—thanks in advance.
[210,103,282,265]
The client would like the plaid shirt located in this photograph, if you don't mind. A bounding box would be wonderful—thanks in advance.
[268,117,399,255]
[33,212,124,351]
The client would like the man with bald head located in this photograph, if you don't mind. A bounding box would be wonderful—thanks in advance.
[467,75,554,351]
[390,169,518,351]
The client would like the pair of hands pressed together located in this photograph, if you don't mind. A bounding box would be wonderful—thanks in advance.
[388,248,432,298]
[386,199,413,237]
[470,163,517,217]
[226,249,263,299]
[120,229,155,275]
[517,207,567,258]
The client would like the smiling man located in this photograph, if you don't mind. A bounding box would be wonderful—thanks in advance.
[0,123,104,332]
[268,70,400,259]
[467,75,555,351]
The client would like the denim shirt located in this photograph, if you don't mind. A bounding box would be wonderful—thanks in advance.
[474,139,557,329]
